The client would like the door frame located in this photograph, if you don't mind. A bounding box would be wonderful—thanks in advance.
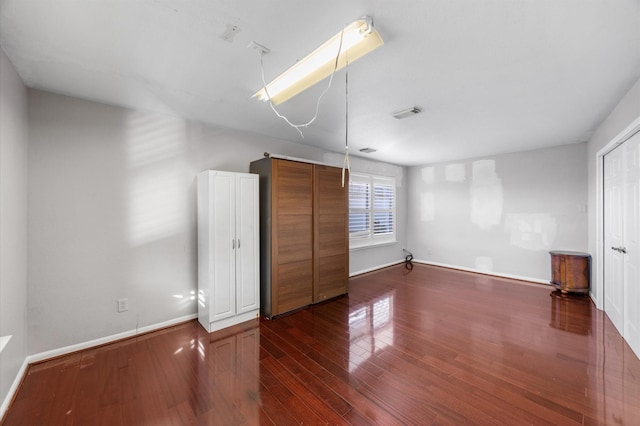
[594,116,640,310]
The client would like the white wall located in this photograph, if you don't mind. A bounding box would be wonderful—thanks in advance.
[0,49,29,412]
[587,77,640,307]
[26,90,405,355]
[407,143,588,282]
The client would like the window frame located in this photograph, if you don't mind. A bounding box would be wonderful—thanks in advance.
[348,173,397,249]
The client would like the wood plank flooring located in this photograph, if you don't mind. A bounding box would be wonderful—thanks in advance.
[3,264,639,425]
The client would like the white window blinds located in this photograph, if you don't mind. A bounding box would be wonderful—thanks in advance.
[349,174,396,248]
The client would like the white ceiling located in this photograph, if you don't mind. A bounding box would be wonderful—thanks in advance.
[1,0,639,166]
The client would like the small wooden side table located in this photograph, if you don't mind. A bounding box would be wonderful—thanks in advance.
[549,251,590,294]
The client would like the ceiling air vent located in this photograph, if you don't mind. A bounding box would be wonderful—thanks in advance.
[392,106,421,119]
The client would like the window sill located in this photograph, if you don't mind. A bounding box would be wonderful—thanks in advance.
[349,240,397,251]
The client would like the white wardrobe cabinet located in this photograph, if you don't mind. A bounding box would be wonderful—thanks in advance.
[197,170,260,333]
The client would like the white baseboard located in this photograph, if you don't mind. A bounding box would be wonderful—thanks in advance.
[28,313,197,364]
[349,259,551,286]
[0,357,29,420]
[0,313,197,420]
[413,259,551,285]
[350,260,404,277]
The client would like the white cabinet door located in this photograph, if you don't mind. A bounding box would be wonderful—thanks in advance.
[235,174,259,314]
[198,170,259,333]
[210,172,236,322]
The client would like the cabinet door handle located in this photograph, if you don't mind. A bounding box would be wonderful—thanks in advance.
[232,239,235,249]
[237,239,240,248]
[611,246,627,254]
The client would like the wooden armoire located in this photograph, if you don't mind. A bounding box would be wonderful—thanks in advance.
[250,157,349,318]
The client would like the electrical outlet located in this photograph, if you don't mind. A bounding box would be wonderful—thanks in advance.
[118,298,129,313]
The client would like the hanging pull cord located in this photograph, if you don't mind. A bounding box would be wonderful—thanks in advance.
[342,146,351,187]
[258,30,346,139]
[341,48,350,188]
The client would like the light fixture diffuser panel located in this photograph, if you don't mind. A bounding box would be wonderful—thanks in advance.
[254,17,384,105]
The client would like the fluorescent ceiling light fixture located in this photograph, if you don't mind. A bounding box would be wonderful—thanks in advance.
[254,17,383,105]
[392,106,421,119]
[359,147,377,153]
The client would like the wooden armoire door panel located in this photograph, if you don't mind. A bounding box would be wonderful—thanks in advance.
[274,160,313,214]
[316,255,348,301]
[276,214,313,263]
[272,159,314,315]
[317,215,347,257]
[314,165,349,302]
[275,260,314,314]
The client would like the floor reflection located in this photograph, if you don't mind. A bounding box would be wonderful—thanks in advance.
[348,291,395,372]
[5,265,640,425]
[196,321,261,424]
[549,290,593,335]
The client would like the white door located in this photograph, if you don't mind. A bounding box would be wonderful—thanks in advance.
[211,172,236,322]
[623,133,639,357]
[604,145,625,335]
[235,174,259,314]
[604,131,640,358]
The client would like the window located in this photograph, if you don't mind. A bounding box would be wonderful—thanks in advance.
[349,173,396,248]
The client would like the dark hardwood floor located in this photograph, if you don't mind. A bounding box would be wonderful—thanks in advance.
[3,264,639,425]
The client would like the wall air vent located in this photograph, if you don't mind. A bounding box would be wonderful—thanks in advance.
[392,106,421,119]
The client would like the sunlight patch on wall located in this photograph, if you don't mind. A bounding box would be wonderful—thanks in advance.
[420,192,435,221]
[505,213,557,250]
[0,335,12,353]
[126,111,187,245]
[421,166,435,184]
[198,290,206,308]
[445,163,465,182]
[470,160,503,230]
[128,169,184,245]
[126,112,186,167]
[171,290,196,303]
